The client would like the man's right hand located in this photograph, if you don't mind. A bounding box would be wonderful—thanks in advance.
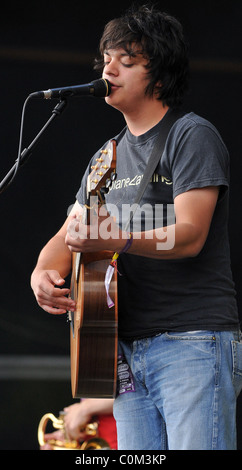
[31,269,76,315]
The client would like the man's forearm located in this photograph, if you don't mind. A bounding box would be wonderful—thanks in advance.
[32,234,72,279]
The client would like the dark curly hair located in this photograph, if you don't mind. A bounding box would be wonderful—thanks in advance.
[94,4,189,108]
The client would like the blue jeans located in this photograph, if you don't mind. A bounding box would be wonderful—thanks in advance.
[113,330,242,450]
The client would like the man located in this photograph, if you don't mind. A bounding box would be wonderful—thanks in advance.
[31,4,242,449]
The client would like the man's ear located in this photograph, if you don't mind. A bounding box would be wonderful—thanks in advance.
[155,80,162,89]
[154,81,162,97]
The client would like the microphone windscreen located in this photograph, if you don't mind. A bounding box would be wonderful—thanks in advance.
[92,79,111,97]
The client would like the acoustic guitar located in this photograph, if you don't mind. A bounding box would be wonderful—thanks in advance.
[68,140,118,398]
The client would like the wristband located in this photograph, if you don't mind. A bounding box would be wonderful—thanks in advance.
[119,232,133,254]
[105,232,133,309]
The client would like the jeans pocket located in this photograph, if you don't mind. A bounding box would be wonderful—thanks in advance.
[232,339,242,397]
[165,330,215,340]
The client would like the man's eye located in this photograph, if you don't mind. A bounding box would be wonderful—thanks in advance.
[122,63,133,68]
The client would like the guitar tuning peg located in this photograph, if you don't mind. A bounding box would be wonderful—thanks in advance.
[105,178,112,189]
[110,171,117,181]
[100,186,109,195]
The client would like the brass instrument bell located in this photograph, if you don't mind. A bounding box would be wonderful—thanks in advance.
[38,411,110,450]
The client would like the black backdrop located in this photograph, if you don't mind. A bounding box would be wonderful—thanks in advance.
[0,0,241,450]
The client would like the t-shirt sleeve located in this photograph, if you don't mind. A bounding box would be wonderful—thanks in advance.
[76,163,91,206]
[76,147,104,205]
[170,121,230,199]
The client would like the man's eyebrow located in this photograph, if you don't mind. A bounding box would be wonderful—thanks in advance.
[103,50,139,58]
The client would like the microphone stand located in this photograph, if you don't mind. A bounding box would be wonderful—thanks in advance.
[0,99,68,194]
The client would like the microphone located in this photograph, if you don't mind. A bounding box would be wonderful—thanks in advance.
[29,78,111,99]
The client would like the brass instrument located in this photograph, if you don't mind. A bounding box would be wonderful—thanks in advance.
[38,412,111,450]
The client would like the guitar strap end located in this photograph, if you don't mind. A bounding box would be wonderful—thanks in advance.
[105,263,116,308]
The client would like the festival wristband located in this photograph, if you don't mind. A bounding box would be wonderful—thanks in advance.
[105,232,133,308]
[119,232,133,254]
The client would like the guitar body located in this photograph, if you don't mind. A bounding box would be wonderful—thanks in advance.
[69,137,118,399]
[70,251,118,398]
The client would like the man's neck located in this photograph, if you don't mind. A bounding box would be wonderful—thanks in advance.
[124,101,169,136]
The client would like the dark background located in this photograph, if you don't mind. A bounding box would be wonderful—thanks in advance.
[0,0,241,450]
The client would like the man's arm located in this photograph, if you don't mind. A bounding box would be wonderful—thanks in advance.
[130,186,220,259]
[31,201,82,314]
[65,187,219,260]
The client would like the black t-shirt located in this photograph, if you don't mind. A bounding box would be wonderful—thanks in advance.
[76,112,239,339]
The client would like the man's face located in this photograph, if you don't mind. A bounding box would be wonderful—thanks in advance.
[102,47,151,114]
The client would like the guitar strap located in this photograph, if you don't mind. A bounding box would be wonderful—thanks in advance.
[105,107,186,307]
[123,107,186,231]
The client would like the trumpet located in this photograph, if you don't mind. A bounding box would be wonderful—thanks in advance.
[38,412,111,450]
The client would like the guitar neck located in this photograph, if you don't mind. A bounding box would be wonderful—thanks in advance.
[83,192,99,226]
